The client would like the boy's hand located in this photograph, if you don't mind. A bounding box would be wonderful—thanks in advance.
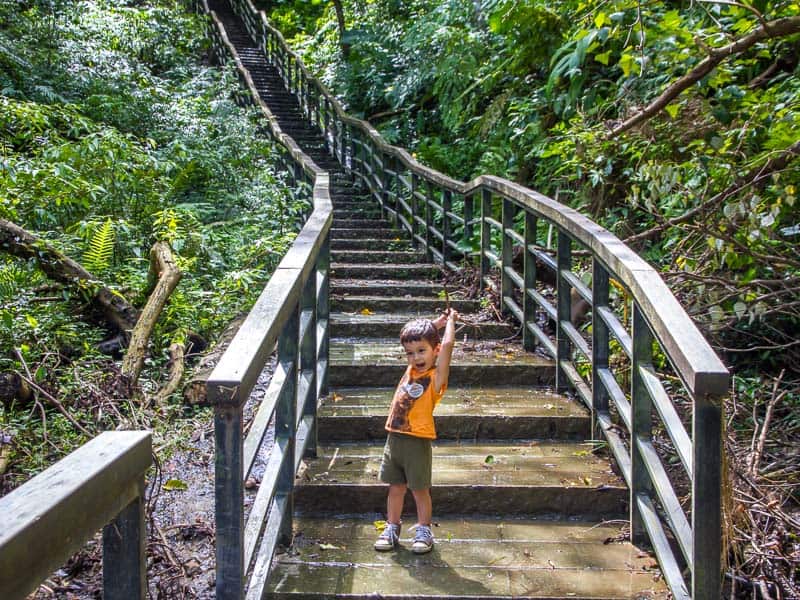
[432,310,450,330]
[447,309,460,324]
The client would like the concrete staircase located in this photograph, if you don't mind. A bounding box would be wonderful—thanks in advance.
[210,2,668,597]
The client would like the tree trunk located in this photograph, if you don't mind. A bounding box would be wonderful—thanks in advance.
[121,241,182,386]
[153,342,186,406]
[0,218,139,333]
[331,0,349,58]
[183,315,247,406]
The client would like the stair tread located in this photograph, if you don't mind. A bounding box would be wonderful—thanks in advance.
[330,339,550,368]
[322,386,586,417]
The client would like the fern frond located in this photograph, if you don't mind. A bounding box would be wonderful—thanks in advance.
[0,266,20,301]
[83,218,115,274]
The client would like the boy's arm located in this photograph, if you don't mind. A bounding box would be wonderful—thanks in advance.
[435,310,459,393]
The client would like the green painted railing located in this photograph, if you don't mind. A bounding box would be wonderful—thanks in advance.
[0,431,152,600]
[204,0,730,598]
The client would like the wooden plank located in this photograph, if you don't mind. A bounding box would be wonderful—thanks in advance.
[560,320,591,362]
[596,367,631,431]
[561,269,592,304]
[596,306,632,358]
[596,411,632,487]
[525,322,556,358]
[0,431,151,600]
[243,361,289,480]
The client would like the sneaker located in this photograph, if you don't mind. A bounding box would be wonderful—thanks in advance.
[411,524,434,554]
[374,522,400,551]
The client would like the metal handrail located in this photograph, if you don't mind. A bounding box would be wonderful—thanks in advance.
[194,1,332,599]
[210,0,730,597]
[0,431,152,600]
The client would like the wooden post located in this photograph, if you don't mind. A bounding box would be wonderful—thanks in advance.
[442,189,452,264]
[522,212,538,351]
[103,482,146,600]
[631,304,655,547]
[501,198,515,316]
[276,303,298,546]
[316,233,330,398]
[215,404,245,600]
[464,192,474,262]
[556,231,572,393]
[423,180,434,260]
[300,272,318,458]
[693,392,723,599]
[591,259,610,440]
[479,189,492,286]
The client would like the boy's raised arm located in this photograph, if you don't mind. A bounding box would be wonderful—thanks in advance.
[435,310,459,393]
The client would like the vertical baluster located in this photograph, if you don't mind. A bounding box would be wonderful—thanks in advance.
[442,189,452,264]
[693,394,722,598]
[410,173,419,244]
[523,212,538,352]
[479,189,492,287]
[464,192,474,259]
[300,273,318,458]
[591,259,610,440]
[630,305,655,547]
[556,231,572,393]
[331,114,338,160]
[214,398,245,599]
[424,179,433,259]
[103,483,146,600]
[346,123,354,176]
[501,198,515,317]
[316,233,330,398]
[275,303,298,545]
[323,98,331,154]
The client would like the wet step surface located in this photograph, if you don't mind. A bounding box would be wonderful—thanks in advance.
[329,340,555,386]
[330,312,512,339]
[332,295,479,313]
[319,386,589,441]
[269,516,667,598]
[295,442,627,517]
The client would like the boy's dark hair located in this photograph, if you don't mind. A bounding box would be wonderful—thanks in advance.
[400,318,440,347]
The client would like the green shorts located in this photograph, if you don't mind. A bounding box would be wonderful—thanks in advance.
[379,432,432,490]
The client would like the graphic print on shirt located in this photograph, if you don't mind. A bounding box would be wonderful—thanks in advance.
[387,373,431,432]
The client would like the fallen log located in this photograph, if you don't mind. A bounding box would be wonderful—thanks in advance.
[0,218,139,333]
[0,372,33,407]
[183,315,246,406]
[152,342,186,406]
[121,241,182,386]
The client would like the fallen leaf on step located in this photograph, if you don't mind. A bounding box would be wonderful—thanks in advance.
[163,478,188,492]
[374,520,387,531]
[319,543,341,551]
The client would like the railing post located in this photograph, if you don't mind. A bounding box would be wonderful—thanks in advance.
[591,259,610,440]
[479,188,492,286]
[346,123,354,176]
[276,303,299,546]
[631,304,655,548]
[102,481,146,600]
[522,212,538,352]
[555,231,572,392]
[423,179,433,259]
[501,197,515,316]
[442,189,452,264]
[464,192,474,262]
[214,401,245,599]
[693,393,723,598]
[317,232,330,398]
[300,271,318,458]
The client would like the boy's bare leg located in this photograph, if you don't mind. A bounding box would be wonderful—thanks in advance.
[411,487,432,525]
[387,483,407,523]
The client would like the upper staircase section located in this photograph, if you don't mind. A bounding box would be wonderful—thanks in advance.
[198,0,730,598]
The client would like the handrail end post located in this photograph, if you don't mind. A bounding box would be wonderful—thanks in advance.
[102,478,147,600]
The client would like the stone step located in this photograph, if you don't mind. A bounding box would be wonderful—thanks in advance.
[268,516,666,599]
[329,339,554,386]
[332,207,383,219]
[330,312,511,339]
[331,263,440,280]
[294,441,626,517]
[319,386,589,441]
[332,217,394,229]
[330,238,414,251]
[331,294,477,313]
[331,250,427,264]
[331,280,449,297]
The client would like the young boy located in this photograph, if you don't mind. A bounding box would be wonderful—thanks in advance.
[374,308,459,554]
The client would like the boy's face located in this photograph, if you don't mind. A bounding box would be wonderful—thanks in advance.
[402,339,440,373]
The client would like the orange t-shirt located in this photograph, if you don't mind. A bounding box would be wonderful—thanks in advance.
[384,366,446,440]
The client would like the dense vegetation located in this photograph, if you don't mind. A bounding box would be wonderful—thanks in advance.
[272,0,800,594]
[0,0,303,478]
